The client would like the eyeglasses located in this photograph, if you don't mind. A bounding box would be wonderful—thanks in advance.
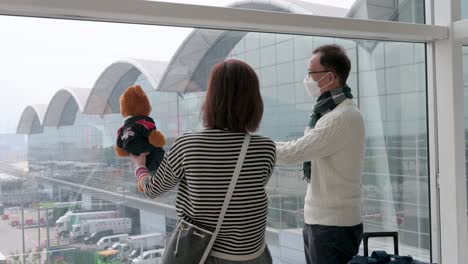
[308,70,330,76]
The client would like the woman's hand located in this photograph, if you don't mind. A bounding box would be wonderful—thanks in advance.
[130,152,149,168]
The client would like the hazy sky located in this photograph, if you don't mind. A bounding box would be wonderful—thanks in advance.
[0,0,354,134]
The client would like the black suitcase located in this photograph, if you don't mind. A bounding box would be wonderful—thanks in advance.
[347,232,433,264]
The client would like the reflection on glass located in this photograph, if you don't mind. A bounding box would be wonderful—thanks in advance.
[463,0,468,19]
[5,31,429,264]
[233,34,427,261]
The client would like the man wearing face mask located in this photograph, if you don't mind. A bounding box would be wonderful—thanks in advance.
[276,44,365,264]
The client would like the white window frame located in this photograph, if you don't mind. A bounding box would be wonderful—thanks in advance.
[454,19,468,44]
[432,0,468,263]
[424,0,442,261]
[1,0,467,262]
[0,0,447,41]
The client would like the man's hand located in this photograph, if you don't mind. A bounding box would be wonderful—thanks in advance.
[130,152,149,168]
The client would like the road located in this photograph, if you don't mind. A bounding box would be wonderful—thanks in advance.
[0,217,48,257]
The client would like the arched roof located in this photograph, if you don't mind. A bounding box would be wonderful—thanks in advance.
[17,0,402,133]
[156,0,346,94]
[43,88,91,127]
[347,0,403,22]
[232,0,347,15]
[16,104,47,134]
[83,59,167,115]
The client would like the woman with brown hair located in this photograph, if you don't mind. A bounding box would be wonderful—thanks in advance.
[130,59,275,263]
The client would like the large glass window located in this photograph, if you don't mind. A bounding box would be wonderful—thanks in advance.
[228,34,429,261]
[0,14,430,264]
[463,0,468,19]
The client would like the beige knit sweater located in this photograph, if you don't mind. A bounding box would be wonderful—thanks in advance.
[276,99,365,226]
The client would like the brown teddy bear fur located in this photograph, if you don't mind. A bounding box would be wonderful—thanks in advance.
[115,85,166,157]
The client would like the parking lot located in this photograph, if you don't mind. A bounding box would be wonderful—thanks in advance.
[0,216,47,257]
[0,207,100,260]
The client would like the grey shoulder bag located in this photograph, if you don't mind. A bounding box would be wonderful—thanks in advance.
[162,133,251,264]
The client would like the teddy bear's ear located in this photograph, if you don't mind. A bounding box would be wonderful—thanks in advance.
[134,85,146,97]
[149,130,166,148]
[115,145,128,157]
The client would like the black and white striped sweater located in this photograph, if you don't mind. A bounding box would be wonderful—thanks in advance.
[136,129,276,261]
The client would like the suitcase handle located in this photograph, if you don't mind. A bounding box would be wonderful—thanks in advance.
[363,232,398,257]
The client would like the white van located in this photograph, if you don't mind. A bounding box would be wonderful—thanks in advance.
[132,248,164,264]
[97,234,129,250]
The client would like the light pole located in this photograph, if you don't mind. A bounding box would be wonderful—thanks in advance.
[46,208,50,250]
[37,207,41,256]
[21,183,25,264]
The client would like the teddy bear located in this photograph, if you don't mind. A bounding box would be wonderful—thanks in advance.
[115,85,166,172]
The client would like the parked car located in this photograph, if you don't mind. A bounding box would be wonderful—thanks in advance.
[128,245,164,262]
[131,248,164,264]
[124,233,163,262]
[84,229,113,244]
[110,242,130,252]
[107,243,131,262]
[97,234,129,250]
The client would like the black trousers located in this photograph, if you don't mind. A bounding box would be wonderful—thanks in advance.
[303,223,363,264]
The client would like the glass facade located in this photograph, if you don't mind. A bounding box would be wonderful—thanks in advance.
[1,27,429,263]
[230,34,429,260]
[348,0,424,23]
[8,0,466,261]
[464,0,468,19]
[5,0,468,261]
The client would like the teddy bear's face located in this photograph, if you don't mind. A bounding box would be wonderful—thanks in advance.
[119,85,152,117]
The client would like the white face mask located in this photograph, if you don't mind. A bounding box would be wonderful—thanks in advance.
[303,72,332,97]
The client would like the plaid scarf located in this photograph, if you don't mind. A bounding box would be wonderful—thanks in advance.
[303,85,354,182]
